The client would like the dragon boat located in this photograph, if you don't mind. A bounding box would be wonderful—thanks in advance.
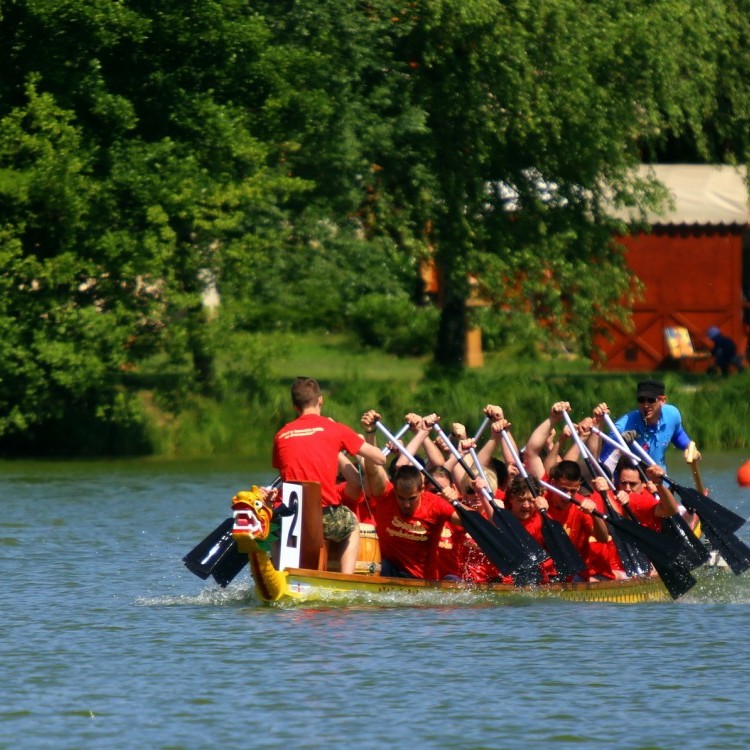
[226,482,672,605]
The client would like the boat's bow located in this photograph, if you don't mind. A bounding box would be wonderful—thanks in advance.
[231,487,299,603]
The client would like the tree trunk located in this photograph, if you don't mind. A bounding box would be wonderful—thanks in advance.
[186,305,216,395]
[434,274,467,370]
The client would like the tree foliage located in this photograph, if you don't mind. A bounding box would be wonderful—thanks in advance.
[1,0,750,451]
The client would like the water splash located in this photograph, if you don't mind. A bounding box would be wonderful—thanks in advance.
[136,581,255,607]
[682,566,750,604]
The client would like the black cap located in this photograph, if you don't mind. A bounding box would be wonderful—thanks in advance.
[636,380,665,399]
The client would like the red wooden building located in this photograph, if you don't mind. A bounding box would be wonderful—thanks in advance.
[595,165,750,371]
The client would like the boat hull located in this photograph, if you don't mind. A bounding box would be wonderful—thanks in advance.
[283,568,670,605]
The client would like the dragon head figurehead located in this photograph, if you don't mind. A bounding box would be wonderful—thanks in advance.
[231,486,275,553]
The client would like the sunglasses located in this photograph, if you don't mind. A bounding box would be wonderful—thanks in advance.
[637,396,657,404]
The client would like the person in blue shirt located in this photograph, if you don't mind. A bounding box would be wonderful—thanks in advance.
[603,380,700,470]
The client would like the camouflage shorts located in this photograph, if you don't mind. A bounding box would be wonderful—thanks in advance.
[322,505,357,543]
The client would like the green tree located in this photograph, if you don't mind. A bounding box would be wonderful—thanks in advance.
[383,0,745,366]
[0,1,306,448]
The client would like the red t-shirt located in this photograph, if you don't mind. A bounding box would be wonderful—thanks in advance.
[462,535,502,583]
[626,490,661,533]
[340,482,377,525]
[521,512,558,583]
[272,413,364,506]
[437,521,467,579]
[372,482,456,580]
[546,493,606,580]
[466,512,557,584]
[588,493,625,580]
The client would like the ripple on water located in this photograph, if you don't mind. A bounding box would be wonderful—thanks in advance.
[3,460,750,749]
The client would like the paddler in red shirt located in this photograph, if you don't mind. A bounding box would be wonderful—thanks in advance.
[433,466,468,581]
[588,475,629,580]
[613,457,680,532]
[457,468,505,584]
[272,377,386,574]
[360,409,464,580]
[542,460,612,581]
[501,475,558,584]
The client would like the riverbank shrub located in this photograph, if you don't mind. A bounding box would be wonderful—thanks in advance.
[139,345,750,459]
[347,292,439,356]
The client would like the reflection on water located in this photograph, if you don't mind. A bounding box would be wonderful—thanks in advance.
[3,455,750,749]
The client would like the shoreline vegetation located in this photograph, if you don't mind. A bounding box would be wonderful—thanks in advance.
[6,4,750,460]
[135,332,750,461]
[2,331,748,460]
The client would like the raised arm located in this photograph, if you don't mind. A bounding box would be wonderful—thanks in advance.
[585,402,609,460]
[525,401,570,478]
[395,412,440,467]
[475,405,507,467]
[645,465,679,518]
[360,409,389,495]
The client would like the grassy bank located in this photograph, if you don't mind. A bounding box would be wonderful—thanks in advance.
[141,332,750,459]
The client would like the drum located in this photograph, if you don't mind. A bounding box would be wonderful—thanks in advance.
[357,523,381,568]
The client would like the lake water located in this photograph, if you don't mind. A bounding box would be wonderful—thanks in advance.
[3,454,750,749]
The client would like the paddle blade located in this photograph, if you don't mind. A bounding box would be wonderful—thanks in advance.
[456,505,526,577]
[653,558,697,600]
[608,523,652,578]
[615,511,697,599]
[539,512,585,580]
[671,484,746,534]
[699,521,750,576]
[183,518,234,579]
[661,515,710,570]
[602,497,651,577]
[210,541,249,587]
[493,505,548,566]
[606,515,683,567]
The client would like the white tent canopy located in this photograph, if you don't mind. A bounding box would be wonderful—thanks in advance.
[632,164,749,226]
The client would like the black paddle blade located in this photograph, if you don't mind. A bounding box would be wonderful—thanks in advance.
[615,511,696,599]
[699,521,750,576]
[539,512,585,580]
[493,505,548,565]
[457,505,526,577]
[608,522,652,577]
[671,484,746,534]
[601,496,651,577]
[183,518,235,580]
[661,515,710,570]
[210,541,249,587]
[608,512,697,598]
[652,557,697,600]
[606,515,683,567]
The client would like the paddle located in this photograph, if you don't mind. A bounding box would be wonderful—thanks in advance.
[473,415,491,442]
[560,411,651,577]
[600,411,707,532]
[468,445,541,585]
[592,424,709,570]
[498,428,586,580]
[431,422,548,570]
[626,439,750,575]
[626,436,746,534]
[374,420,534,578]
[685,441,705,495]
[183,517,238,581]
[540,478,694,600]
[381,422,410,458]
[183,477,282,586]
